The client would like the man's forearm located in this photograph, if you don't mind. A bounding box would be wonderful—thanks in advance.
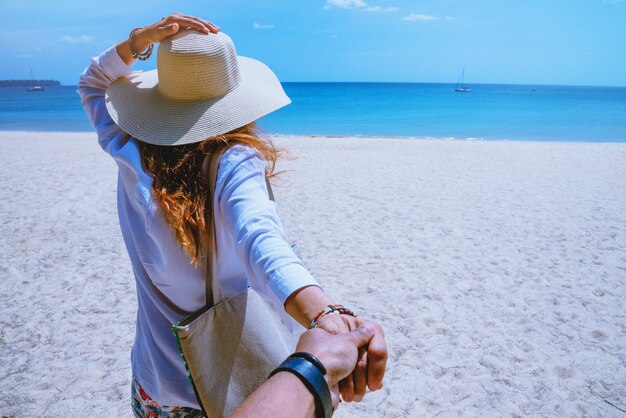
[231,372,315,418]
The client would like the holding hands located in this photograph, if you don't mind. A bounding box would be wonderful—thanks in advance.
[233,323,385,418]
[314,313,387,403]
[285,288,387,405]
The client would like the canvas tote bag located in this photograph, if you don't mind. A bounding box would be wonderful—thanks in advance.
[172,145,293,417]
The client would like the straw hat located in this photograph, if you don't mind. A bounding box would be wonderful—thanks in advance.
[105,30,290,146]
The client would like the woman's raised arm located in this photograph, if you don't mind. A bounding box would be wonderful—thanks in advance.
[77,14,219,151]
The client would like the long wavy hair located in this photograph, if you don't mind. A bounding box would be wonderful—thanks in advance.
[139,122,280,264]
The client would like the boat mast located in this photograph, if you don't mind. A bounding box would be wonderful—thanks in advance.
[454,67,471,93]
[458,67,465,88]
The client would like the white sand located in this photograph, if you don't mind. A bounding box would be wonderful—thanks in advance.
[1,131,625,417]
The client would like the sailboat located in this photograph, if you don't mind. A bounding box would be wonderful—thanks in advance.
[454,67,471,93]
[26,70,44,92]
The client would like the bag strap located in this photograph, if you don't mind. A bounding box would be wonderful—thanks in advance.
[266,176,275,202]
[205,145,227,307]
[204,146,276,307]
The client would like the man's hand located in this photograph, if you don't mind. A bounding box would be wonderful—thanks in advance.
[316,315,387,402]
[295,325,376,408]
[232,326,377,418]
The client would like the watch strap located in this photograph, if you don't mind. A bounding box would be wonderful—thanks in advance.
[287,352,327,375]
[269,356,333,418]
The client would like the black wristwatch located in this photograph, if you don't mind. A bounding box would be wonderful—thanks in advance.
[269,352,333,418]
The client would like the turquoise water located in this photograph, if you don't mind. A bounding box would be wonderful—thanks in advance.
[1,83,625,142]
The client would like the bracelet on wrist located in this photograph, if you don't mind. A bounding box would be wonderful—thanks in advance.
[309,304,357,329]
[269,353,333,418]
[129,27,154,61]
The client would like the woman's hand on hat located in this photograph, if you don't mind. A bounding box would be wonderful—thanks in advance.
[117,13,220,65]
[135,13,220,49]
[316,315,387,403]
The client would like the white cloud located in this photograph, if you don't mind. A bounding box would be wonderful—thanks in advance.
[402,13,438,22]
[59,35,94,45]
[324,0,399,12]
[253,22,275,30]
[445,16,456,21]
[324,0,368,9]
[9,48,38,61]
[365,6,399,12]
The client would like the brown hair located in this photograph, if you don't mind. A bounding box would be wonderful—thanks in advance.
[139,122,280,264]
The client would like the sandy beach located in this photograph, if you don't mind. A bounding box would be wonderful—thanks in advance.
[1,131,625,417]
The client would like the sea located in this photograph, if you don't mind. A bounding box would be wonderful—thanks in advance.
[1,83,625,142]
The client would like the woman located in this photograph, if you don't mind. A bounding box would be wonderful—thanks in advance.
[79,13,386,416]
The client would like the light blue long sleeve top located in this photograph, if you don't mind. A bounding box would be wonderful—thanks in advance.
[78,46,318,408]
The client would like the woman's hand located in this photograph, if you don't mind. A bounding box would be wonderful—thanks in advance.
[116,13,220,65]
[133,13,220,51]
[316,315,387,402]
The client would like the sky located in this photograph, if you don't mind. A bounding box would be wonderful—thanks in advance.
[1,0,625,86]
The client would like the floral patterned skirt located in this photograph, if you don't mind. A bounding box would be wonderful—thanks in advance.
[131,378,204,418]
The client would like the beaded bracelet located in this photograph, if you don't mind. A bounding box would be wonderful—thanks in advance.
[309,304,356,329]
[129,28,154,61]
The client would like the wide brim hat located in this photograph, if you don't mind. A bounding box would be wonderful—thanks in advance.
[105,30,290,146]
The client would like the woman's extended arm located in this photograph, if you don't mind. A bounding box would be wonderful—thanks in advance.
[218,146,387,403]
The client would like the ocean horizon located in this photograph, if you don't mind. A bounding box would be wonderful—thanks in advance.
[1,82,625,142]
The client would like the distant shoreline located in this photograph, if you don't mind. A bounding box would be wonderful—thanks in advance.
[4,82,626,89]
[1,130,625,145]
[0,80,61,87]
